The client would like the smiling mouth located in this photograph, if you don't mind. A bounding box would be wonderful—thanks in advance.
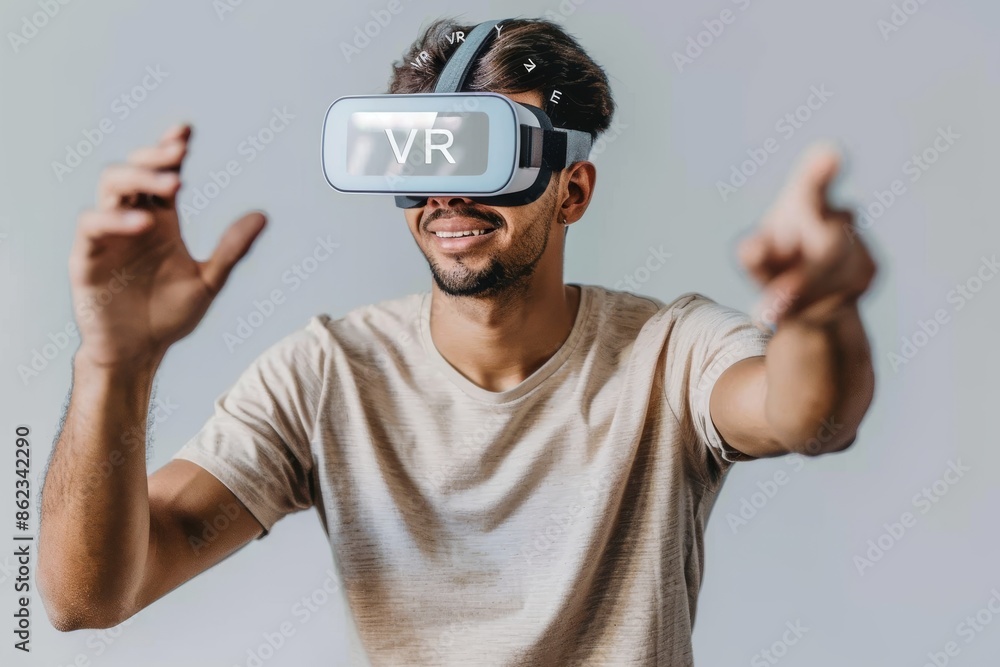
[431,228,497,238]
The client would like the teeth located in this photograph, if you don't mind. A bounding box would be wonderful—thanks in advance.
[434,229,491,238]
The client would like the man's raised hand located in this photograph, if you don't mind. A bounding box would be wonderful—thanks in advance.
[738,142,877,326]
[69,124,267,368]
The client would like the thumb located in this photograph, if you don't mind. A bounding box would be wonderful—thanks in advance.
[201,211,267,296]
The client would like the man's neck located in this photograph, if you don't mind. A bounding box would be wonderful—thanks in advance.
[428,279,582,393]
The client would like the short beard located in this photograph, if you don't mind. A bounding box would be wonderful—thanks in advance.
[424,196,555,298]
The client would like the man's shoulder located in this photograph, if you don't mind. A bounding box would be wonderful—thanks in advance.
[587,286,760,356]
[590,285,726,327]
[304,291,426,349]
[250,292,424,379]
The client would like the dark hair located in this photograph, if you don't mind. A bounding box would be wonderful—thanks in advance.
[387,18,615,140]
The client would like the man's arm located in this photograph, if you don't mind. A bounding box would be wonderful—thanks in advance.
[38,123,268,630]
[39,355,264,631]
[710,143,877,458]
[710,304,874,457]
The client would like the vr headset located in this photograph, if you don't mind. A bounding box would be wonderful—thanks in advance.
[321,18,593,208]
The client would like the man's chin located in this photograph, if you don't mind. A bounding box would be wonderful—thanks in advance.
[429,263,505,296]
[432,274,492,297]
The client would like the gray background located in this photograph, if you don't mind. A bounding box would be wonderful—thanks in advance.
[1,0,998,665]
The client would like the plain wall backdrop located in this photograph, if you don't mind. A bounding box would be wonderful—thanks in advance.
[2,0,999,665]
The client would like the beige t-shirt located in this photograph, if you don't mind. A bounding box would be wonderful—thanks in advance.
[172,284,771,666]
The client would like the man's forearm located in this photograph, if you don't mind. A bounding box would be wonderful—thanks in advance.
[38,351,160,629]
[764,301,875,455]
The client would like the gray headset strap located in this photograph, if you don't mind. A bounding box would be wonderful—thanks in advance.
[434,19,514,93]
[435,18,593,161]
[564,128,593,164]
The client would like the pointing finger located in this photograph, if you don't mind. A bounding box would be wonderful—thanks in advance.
[160,123,192,146]
[782,142,842,213]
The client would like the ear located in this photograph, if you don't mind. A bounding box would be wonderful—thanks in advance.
[558,161,597,226]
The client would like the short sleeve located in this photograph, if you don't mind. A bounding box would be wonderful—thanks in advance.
[663,293,772,473]
[171,318,327,538]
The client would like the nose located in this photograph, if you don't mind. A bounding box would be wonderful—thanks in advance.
[425,195,477,210]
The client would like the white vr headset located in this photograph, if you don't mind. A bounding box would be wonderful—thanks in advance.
[321,18,593,208]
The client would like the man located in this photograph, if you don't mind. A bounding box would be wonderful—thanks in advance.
[38,17,876,666]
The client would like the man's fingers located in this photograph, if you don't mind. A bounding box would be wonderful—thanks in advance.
[739,232,801,286]
[781,142,842,213]
[756,241,877,325]
[200,212,267,296]
[127,140,188,171]
[76,209,155,242]
[738,234,772,285]
[754,267,810,326]
[97,165,181,210]
[160,123,192,146]
[794,233,877,309]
